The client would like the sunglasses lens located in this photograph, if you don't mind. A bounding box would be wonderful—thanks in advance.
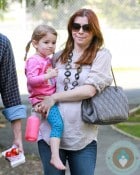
[72,23,91,32]
[83,25,90,32]
[72,23,81,31]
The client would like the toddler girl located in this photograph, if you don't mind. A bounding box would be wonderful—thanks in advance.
[24,24,65,170]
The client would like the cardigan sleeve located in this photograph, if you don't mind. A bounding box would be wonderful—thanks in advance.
[84,48,113,93]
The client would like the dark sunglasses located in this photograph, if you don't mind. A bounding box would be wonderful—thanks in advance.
[72,23,91,32]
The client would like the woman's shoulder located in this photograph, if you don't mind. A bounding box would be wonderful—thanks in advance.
[93,47,112,65]
[52,50,63,65]
[97,47,112,57]
[53,50,63,59]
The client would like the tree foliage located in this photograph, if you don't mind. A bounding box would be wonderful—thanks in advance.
[0,0,8,10]
[92,0,140,28]
[28,0,140,29]
[0,0,71,10]
[0,0,140,28]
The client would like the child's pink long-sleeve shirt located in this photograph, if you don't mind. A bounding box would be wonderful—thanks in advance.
[25,55,56,105]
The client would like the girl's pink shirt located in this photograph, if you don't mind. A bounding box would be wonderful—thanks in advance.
[25,54,56,105]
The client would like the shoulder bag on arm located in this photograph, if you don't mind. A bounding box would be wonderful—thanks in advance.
[81,67,129,125]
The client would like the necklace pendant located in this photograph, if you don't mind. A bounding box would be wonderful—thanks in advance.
[77,66,82,73]
[68,52,73,58]
[75,73,79,80]
[64,85,68,91]
[68,57,72,63]
[64,71,71,77]
[63,77,70,83]
[72,81,78,87]
[63,52,81,91]
[65,64,71,70]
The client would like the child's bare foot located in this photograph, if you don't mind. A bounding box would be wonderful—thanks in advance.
[50,156,66,170]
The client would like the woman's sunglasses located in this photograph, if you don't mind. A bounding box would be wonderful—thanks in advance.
[72,23,91,32]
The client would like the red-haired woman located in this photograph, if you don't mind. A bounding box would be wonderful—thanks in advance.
[36,8,113,175]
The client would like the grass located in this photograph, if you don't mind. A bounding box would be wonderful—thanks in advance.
[115,109,140,138]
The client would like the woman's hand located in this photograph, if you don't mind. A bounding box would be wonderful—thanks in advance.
[35,96,56,116]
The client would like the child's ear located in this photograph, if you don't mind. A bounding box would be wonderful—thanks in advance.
[32,40,38,48]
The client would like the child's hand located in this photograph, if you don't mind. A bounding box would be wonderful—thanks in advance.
[45,68,58,79]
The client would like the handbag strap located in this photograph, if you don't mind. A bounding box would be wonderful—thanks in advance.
[111,67,117,89]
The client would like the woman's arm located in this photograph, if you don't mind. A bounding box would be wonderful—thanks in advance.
[52,84,96,102]
[36,84,96,114]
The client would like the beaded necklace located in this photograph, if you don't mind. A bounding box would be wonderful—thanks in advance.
[63,52,82,91]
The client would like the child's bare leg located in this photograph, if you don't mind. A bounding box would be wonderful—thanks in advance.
[50,137,66,170]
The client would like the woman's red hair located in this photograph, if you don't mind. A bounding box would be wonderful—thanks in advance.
[59,8,104,65]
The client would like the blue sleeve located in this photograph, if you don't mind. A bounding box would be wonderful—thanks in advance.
[2,105,27,122]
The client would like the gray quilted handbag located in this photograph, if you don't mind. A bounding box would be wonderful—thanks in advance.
[81,68,129,125]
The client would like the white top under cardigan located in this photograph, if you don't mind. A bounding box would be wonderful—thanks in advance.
[38,48,113,150]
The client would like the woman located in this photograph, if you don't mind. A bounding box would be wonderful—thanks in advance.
[36,8,113,175]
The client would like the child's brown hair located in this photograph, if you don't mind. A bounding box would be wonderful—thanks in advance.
[24,24,57,61]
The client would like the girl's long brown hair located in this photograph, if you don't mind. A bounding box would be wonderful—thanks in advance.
[59,8,104,65]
